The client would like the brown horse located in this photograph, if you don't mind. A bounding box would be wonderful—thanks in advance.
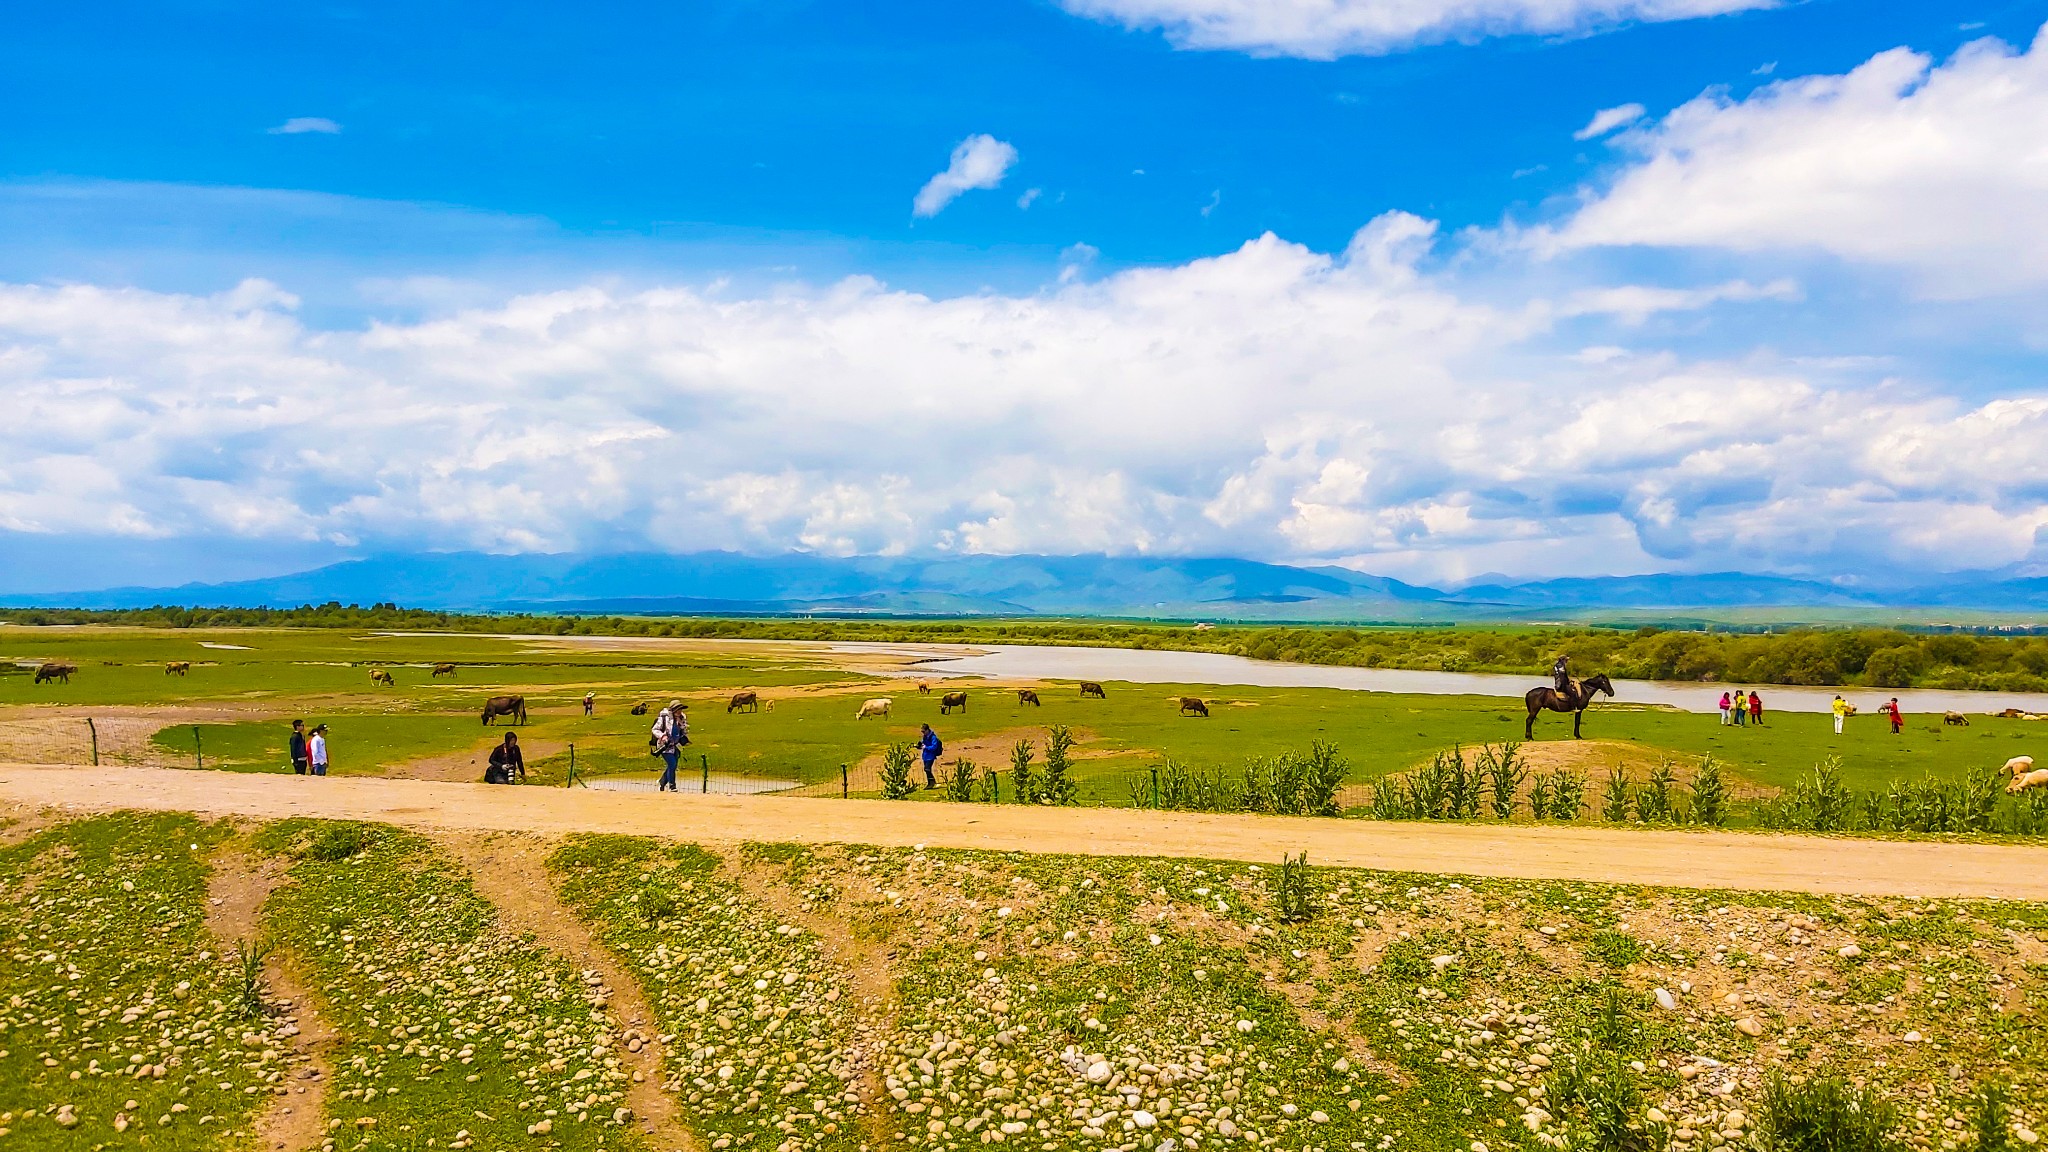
[1525,674,1614,739]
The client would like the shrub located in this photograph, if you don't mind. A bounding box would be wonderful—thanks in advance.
[1481,742,1527,820]
[306,822,372,862]
[233,937,275,1021]
[1548,769,1587,820]
[1550,1048,1661,1152]
[1691,756,1728,826]
[1275,851,1317,923]
[1378,939,1430,982]
[1967,1083,2013,1152]
[1529,773,1554,820]
[1038,725,1078,805]
[1299,740,1348,816]
[1008,738,1036,804]
[1637,760,1676,823]
[1601,769,1633,823]
[879,743,916,800]
[1754,1074,1902,1152]
[1588,930,1646,968]
[944,757,978,802]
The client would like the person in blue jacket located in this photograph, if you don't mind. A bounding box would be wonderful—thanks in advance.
[917,723,943,789]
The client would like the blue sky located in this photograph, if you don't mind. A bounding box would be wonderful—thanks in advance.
[3,0,2048,591]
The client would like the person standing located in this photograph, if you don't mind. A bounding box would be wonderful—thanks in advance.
[1748,690,1764,727]
[1732,690,1747,727]
[917,723,943,789]
[1719,691,1732,725]
[1884,697,1904,735]
[651,700,688,792]
[486,732,525,784]
[582,692,595,717]
[308,724,329,777]
[1831,694,1849,735]
[289,718,310,775]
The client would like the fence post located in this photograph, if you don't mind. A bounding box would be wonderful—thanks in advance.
[992,774,1000,804]
[564,744,579,788]
[701,754,710,794]
[86,718,99,766]
[1150,765,1160,809]
[193,725,204,772]
[841,763,849,799]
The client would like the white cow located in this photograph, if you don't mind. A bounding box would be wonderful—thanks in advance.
[856,697,892,720]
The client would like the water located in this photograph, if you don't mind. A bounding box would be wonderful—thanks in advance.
[831,641,2048,717]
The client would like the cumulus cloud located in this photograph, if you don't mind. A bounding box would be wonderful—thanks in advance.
[1058,0,1773,58]
[268,117,342,135]
[1573,102,1646,139]
[1543,24,2048,295]
[912,135,1018,217]
[0,214,2040,580]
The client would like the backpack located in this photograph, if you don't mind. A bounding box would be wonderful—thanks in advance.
[928,736,943,758]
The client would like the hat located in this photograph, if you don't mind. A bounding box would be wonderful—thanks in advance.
[668,699,683,709]
[312,723,328,733]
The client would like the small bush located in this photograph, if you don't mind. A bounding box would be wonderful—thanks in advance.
[1038,725,1078,805]
[1588,984,1640,1050]
[1754,1074,1902,1152]
[1008,739,1036,804]
[1588,930,1646,969]
[1968,1083,2014,1152]
[1378,939,1430,982]
[1529,773,1554,820]
[232,937,274,1021]
[1602,769,1633,823]
[305,822,372,862]
[1637,760,1675,823]
[1482,742,1527,820]
[879,743,915,800]
[1276,851,1317,923]
[1692,756,1728,826]
[944,757,978,802]
[1551,1049,1662,1152]
[1548,769,1588,820]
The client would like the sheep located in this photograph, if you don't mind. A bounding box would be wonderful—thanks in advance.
[1942,711,1969,726]
[856,697,892,720]
[2003,756,2046,794]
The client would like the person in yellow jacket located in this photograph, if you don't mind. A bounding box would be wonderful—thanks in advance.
[1831,694,1850,735]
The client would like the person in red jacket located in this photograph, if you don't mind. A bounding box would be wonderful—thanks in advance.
[1882,697,1903,734]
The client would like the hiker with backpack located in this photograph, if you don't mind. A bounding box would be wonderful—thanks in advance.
[652,700,689,792]
[917,723,943,789]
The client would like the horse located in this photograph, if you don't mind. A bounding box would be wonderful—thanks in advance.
[1080,682,1106,699]
[432,663,457,677]
[1178,697,1209,717]
[940,691,968,714]
[1524,674,1615,740]
[482,695,527,725]
[33,662,75,684]
[728,691,760,713]
[164,661,190,676]
[1016,689,1041,707]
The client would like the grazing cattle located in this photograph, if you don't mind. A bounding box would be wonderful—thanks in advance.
[1080,682,1106,699]
[1943,711,1970,726]
[369,669,395,686]
[728,691,760,714]
[630,701,650,716]
[164,661,190,676]
[856,697,892,720]
[917,681,932,695]
[432,663,457,677]
[940,691,968,714]
[33,662,75,684]
[1178,696,1210,717]
[481,695,527,725]
[1016,689,1041,707]
[2004,756,2046,793]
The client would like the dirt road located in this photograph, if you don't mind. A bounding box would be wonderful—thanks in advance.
[4,762,2045,900]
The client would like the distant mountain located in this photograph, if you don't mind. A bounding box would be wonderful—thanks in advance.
[6,551,2045,620]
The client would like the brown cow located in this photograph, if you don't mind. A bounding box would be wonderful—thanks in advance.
[432,663,457,677]
[164,661,190,676]
[728,691,760,713]
[33,662,75,684]
[1080,682,1106,699]
[1178,696,1209,717]
[1016,689,1041,707]
[369,669,395,686]
[941,691,968,714]
[917,680,932,695]
[482,695,527,725]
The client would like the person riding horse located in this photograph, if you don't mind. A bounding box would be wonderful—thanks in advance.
[1552,655,1574,703]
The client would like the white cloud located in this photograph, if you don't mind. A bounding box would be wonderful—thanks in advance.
[1017,187,1043,209]
[1573,102,1646,140]
[912,135,1019,217]
[268,117,342,135]
[1543,24,2048,294]
[1058,0,1773,59]
[0,217,2040,580]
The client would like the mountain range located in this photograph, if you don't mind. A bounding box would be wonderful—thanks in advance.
[7,551,2048,621]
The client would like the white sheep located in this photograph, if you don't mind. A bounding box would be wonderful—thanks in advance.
[2002,756,2046,794]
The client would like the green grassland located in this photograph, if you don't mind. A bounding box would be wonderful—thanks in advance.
[3,627,2040,815]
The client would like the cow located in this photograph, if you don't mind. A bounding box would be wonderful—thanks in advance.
[482,695,527,725]
[917,681,932,695]
[728,691,760,714]
[2004,756,2046,794]
[630,702,650,716]
[432,663,458,677]
[1943,711,1970,726]
[33,662,75,685]
[164,661,190,676]
[1080,682,1107,699]
[940,691,968,715]
[369,669,395,686]
[856,698,892,720]
[1016,689,1041,707]
[1178,696,1210,717]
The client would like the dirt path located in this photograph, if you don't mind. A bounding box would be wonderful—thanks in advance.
[5,763,2047,900]
[203,845,337,1152]
[438,833,700,1152]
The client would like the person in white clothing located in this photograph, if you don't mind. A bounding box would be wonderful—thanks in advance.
[651,701,688,792]
[309,725,330,777]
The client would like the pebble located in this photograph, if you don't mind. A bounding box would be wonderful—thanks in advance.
[1735,1018,1763,1037]
[1654,988,1678,1011]
[1839,944,1862,959]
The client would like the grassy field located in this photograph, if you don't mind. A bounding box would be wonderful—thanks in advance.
[3,626,2040,810]
[3,809,2044,1152]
